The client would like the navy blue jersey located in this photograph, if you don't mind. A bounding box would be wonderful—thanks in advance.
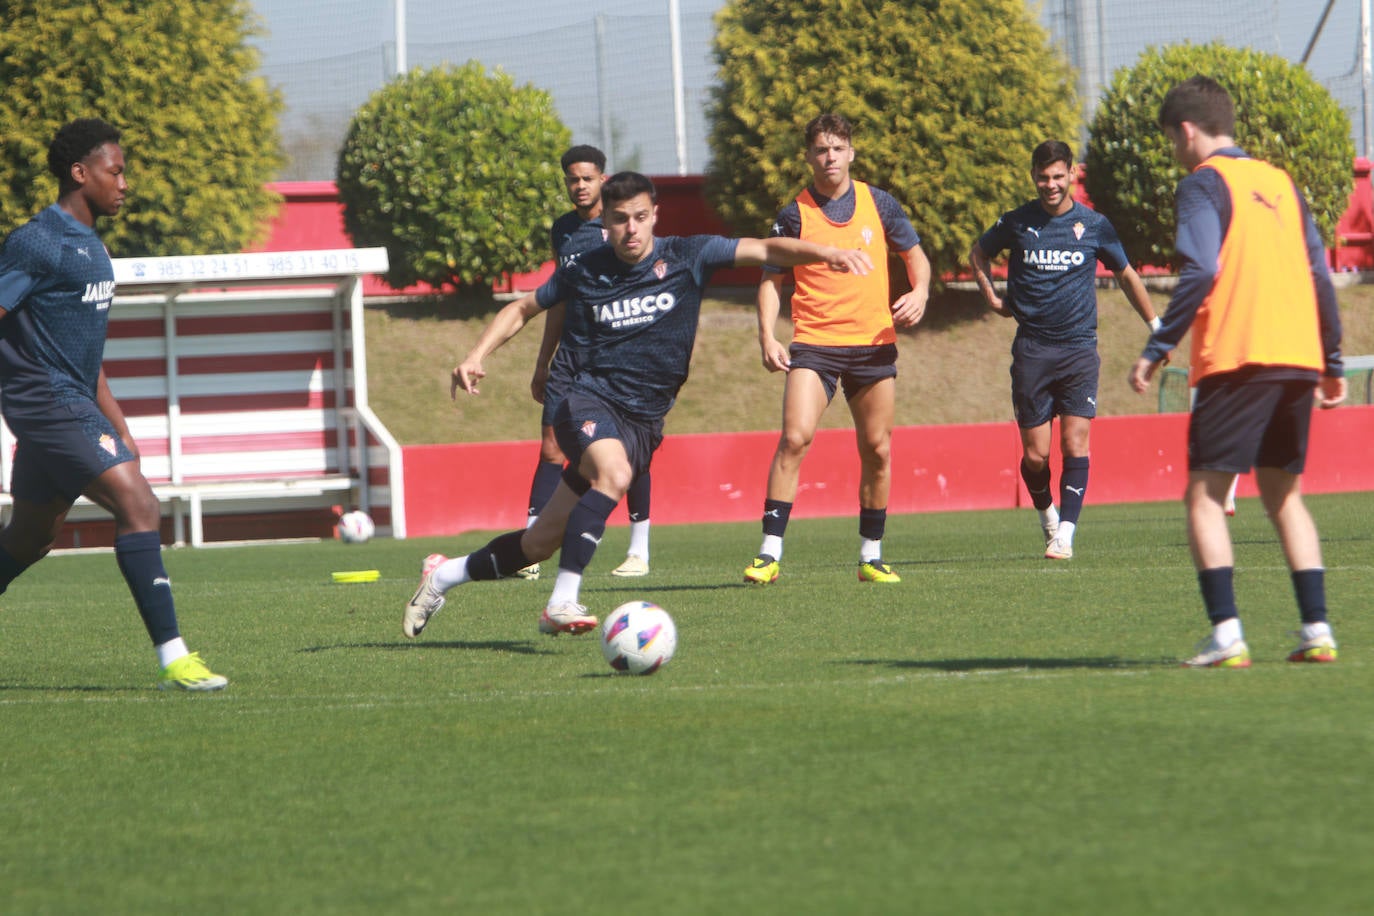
[536,235,738,420]
[764,182,919,274]
[977,200,1129,347]
[0,205,116,419]
[550,211,606,268]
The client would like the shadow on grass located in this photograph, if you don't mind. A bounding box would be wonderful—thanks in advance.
[298,640,550,655]
[845,656,1172,672]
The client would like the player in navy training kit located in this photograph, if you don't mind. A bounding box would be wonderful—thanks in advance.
[970,140,1158,560]
[402,171,873,639]
[0,119,226,690]
[519,146,657,580]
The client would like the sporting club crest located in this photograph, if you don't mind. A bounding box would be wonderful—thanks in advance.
[653,259,667,280]
[98,434,118,456]
[1073,221,1085,240]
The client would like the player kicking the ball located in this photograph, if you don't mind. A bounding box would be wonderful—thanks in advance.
[403,171,871,639]
[970,140,1158,560]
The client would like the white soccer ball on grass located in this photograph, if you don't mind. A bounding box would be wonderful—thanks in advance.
[337,510,376,544]
[600,600,677,675]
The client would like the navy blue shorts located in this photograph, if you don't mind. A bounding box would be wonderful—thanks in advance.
[788,342,898,403]
[1009,337,1100,428]
[7,400,137,504]
[553,390,663,482]
[1188,369,1316,474]
[540,349,579,428]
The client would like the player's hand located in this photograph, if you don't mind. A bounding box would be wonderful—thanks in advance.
[760,337,790,373]
[891,290,928,328]
[1128,356,1162,394]
[530,366,548,404]
[1317,374,1347,409]
[452,358,485,398]
[825,247,873,275]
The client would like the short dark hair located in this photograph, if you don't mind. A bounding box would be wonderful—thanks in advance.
[1031,140,1073,173]
[804,113,853,147]
[1158,75,1236,136]
[601,171,656,207]
[48,118,122,184]
[561,144,606,174]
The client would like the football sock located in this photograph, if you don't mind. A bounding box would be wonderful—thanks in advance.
[860,539,883,564]
[114,531,180,646]
[0,544,31,596]
[1020,459,1054,511]
[549,569,583,607]
[465,530,533,581]
[1213,616,1243,647]
[628,519,651,560]
[1059,455,1090,525]
[859,506,887,540]
[561,489,618,575]
[527,459,563,520]
[155,637,190,668]
[1291,568,1328,624]
[1039,504,1060,530]
[1301,621,1333,641]
[760,535,783,561]
[1055,521,1077,545]
[434,556,472,590]
[761,499,792,538]
[1198,567,1239,627]
[627,470,652,523]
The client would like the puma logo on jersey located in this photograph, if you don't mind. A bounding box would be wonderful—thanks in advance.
[1252,190,1282,211]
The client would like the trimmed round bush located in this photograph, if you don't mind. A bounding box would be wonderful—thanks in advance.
[705,0,1078,285]
[337,62,571,290]
[1085,42,1354,266]
[0,0,283,256]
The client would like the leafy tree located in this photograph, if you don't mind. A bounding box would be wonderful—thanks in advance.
[0,0,283,256]
[337,62,571,290]
[1085,42,1354,266]
[706,0,1078,284]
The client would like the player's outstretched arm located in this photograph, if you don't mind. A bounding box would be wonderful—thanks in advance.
[452,292,545,398]
[1115,265,1160,330]
[530,303,566,404]
[890,244,931,328]
[735,237,872,275]
[969,243,1010,318]
[756,272,790,372]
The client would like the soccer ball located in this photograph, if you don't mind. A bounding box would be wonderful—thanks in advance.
[337,510,375,544]
[600,601,677,675]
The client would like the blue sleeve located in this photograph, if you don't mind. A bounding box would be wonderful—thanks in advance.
[1094,215,1130,272]
[696,235,740,286]
[1142,171,1227,363]
[762,203,800,276]
[871,187,920,251]
[534,270,566,310]
[1300,194,1343,375]
[976,213,1014,258]
[0,223,51,313]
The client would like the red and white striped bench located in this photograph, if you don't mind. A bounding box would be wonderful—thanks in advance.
[0,249,406,548]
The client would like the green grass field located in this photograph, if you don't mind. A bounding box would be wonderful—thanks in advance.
[2,494,1372,914]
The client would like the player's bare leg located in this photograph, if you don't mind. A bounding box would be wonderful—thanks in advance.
[1019,421,1060,550]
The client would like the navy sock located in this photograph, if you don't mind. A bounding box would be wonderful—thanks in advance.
[114,531,180,646]
[561,490,619,574]
[762,499,792,538]
[859,506,887,541]
[0,544,31,596]
[1020,459,1053,511]
[627,470,652,523]
[1291,569,1328,625]
[527,460,563,518]
[1198,567,1238,625]
[466,530,532,581]
[1059,455,1090,525]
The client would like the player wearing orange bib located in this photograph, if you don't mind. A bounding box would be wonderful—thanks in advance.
[1129,76,1345,668]
[745,113,930,585]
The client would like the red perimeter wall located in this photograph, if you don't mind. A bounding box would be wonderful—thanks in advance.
[401,407,1374,538]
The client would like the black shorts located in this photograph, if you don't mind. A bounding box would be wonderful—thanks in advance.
[7,400,137,504]
[788,342,898,403]
[553,390,664,482]
[540,349,579,428]
[1009,337,1100,428]
[1188,369,1317,474]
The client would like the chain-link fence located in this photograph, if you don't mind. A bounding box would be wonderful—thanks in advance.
[249,0,1371,181]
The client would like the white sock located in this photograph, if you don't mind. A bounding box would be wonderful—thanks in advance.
[432,555,471,591]
[525,515,537,529]
[1214,617,1243,646]
[1056,521,1077,544]
[549,570,583,607]
[860,538,882,563]
[156,637,189,668]
[1301,621,1333,641]
[628,519,650,560]
[760,535,783,561]
[1039,505,1060,528]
